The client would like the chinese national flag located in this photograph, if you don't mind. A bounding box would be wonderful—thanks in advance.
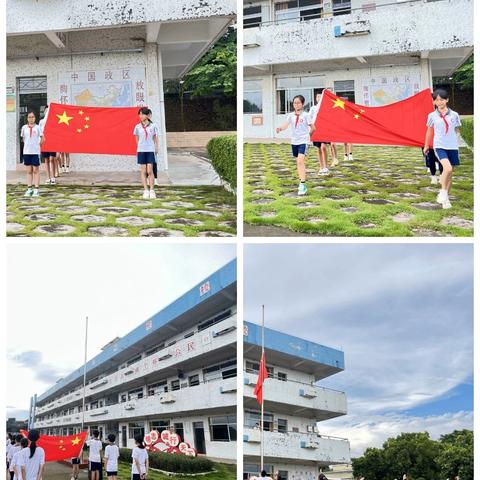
[312,89,434,147]
[20,430,87,462]
[253,352,268,405]
[42,103,140,155]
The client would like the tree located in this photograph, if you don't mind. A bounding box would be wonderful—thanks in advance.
[352,447,387,480]
[453,55,473,89]
[437,430,473,480]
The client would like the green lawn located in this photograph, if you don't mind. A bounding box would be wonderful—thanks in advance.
[116,460,235,479]
[6,185,236,237]
[244,144,473,237]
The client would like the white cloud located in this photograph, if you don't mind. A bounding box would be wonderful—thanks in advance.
[318,411,474,457]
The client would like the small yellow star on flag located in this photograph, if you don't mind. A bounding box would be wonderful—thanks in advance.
[77,128,82,133]
[331,98,346,110]
[85,116,90,121]
[84,125,89,129]
[353,114,360,120]
[79,110,84,115]
[57,111,74,125]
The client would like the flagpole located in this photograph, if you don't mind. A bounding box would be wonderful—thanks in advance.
[81,316,88,431]
[260,305,265,473]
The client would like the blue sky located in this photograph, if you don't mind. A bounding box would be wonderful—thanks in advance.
[244,243,473,457]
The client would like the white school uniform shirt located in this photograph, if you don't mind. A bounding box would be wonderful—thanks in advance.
[426,108,461,150]
[10,448,24,480]
[131,446,148,474]
[308,102,321,124]
[286,111,312,145]
[87,438,102,462]
[104,444,119,472]
[21,124,42,155]
[133,122,158,152]
[8,445,21,471]
[17,446,45,480]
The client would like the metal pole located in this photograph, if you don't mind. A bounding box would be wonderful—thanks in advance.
[81,316,88,430]
[260,305,265,473]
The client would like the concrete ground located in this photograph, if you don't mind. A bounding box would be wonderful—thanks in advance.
[6,149,220,187]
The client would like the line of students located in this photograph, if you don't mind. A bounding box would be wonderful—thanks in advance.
[20,106,160,199]
[6,430,45,480]
[80,429,149,480]
[278,88,461,208]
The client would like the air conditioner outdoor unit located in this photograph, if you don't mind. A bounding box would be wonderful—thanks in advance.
[334,19,371,37]
[299,388,317,398]
[301,441,319,449]
[124,403,135,411]
[159,393,175,404]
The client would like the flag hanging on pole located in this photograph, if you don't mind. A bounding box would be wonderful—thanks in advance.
[312,89,434,147]
[20,430,87,462]
[254,352,268,405]
[41,103,140,155]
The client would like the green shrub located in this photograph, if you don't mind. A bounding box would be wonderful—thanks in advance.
[207,135,237,190]
[460,118,473,147]
[118,448,214,474]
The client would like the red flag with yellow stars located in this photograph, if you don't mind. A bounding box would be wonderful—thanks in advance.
[42,103,141,155]
[312,89,433,147]
[20,430,87,462]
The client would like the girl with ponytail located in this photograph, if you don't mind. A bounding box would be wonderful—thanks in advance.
[19,430,45,480]
[131,434,149,479]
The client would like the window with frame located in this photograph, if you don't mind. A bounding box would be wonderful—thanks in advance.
[198,310,232,331]
[244,5,262,28]
[174,422,184,441]
[244,80,263,114]
[203,359,237,381]
[128,422,145,439]
[148,380,167,396]
[275,0,323,24]
[245,360,274,378]
[243,464,274,480]
[278,470,289,480]
[277,372,287,381]
[126,355,142,367]
[150,420,170,432]
[245,410,274,431]
[171,380,180,391]
[128,387,144,400]
[276,76,325,114]
[333,0,351,15]
[334,80,355,102]
[278,418,288,433]
[209,415,237,442]
[189,374,200,387]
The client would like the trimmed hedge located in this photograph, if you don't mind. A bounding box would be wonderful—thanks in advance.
[460,118,473,147]
[207,135,237,191]
[118,448,214,474]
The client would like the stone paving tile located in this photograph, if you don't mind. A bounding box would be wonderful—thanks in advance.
[7,185,236,237]
[244,144,473,237]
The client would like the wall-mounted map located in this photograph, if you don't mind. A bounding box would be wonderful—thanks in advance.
[362,75,421,107]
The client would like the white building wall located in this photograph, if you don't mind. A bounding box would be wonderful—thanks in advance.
[244,63,429,139]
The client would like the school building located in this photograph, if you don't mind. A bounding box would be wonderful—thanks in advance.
[243,322,350,480]
[29,260,237,461]
[6,0,235,171]
[243,0,473,139]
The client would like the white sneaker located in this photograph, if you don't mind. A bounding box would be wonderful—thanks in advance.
[331,158,339,167]
[442,199,452,209]
[149,190,156,199]
[297,183,307,196]
[344,154,349,161]
[45,178,51,185]
[154,178,159,186]
[32,189,40,197]
[436,189,448,204]
[51,178,56,185]
[348,154,353,161]
[430,176,438,185]
[142,190,150,199]
[24,188,33,197]
[322,167,330,175]
[66,166,70,173]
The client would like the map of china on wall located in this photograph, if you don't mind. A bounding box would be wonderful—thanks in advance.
[57,68,147,107]
[362,75,421,107]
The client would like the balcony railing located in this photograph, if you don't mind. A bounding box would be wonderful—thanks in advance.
[35,315,236,416]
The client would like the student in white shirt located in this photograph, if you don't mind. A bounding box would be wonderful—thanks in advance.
[87,429,103,480]
[6,434,14,472]
[131,435,149,480]
[7,435,22,480]
[11,437,28,480]
[38,105,58,185]
[20,111,44,197]
[18,430,45,480]
[134,107,159,199]
[276,95,314,196]
[104,433,120,480]
[424,88,462,209]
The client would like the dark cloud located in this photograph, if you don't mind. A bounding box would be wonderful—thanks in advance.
[10,350,67,384]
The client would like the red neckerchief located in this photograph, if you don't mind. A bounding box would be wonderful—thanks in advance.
[28,125,34,138]
[438,109,449,134]
[295,113,300,127]
[141,123,149,139]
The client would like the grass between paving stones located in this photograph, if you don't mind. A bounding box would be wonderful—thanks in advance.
[6,185,236,237]
[116,460,235,480]
[244,143,473,237]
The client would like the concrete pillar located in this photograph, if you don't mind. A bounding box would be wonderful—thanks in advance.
[420,58,432,90]
[156,45,169,170]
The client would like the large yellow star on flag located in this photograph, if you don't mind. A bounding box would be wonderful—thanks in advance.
[331,98,346,110]
[57,111,74,125]
[71,436,81,446]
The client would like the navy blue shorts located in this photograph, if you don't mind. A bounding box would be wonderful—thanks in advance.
[137,151,156,165]
[434,148,460,166]
[23,154,40,166]
[89,461,102,471]
[313,141,330,147]
[291,144,308,157]
[71,457,80,465]
[106,471,118,476]
[42,152,56,158]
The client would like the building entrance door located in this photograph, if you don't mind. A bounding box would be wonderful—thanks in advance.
[193,422,206,454]
[17,77,47,163]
